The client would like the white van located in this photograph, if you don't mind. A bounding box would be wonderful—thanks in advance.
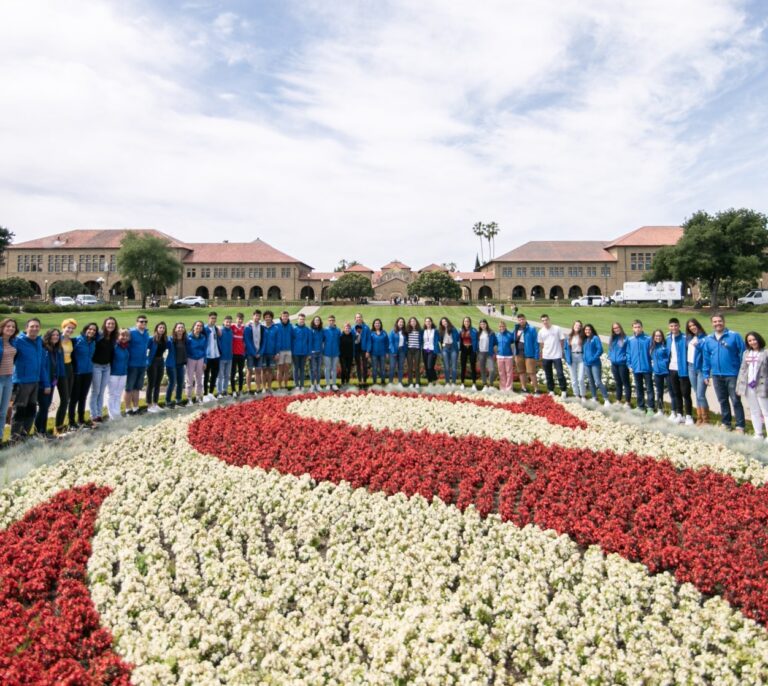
[737,289,768,306]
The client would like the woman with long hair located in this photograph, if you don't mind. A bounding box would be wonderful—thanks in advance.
[608,322,631,407]
[146,322,168,413]
[89,316,117,423]
[186,320,207,404]
[459,316,478,390]
[165,322,187,408]
[0,317,18,444]
[69,322,98,428]
[369,318,389,386]
[495,320,515,392]
[36,328,63,437]
[309,315,325,392]
[405,316,422,388]
[438,316,459,386]
[685,318,709,425]
[650,328,670,417]
[564,320,586,400]
[477,318,497,390]
[55,318,77,432]
[108,328,131,419]
[736,331,768,441]
[421,317,440,386]
[583,323,610,405]
[389,317,407,387]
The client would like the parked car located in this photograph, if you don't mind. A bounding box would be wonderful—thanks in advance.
[54,296,76,306]
[75,294,100,306]
[173,295,207,307]
[737,289,768,306]
[571,295,610,307]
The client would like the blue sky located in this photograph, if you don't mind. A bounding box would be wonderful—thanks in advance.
[1,0,766,270]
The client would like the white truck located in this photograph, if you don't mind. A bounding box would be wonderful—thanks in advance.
[611,281,683,304]
[737,289,768,306]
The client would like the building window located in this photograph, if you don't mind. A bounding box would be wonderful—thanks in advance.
[568,266,583,277]
[281,267,292,279]
[501,267,513,278]
[266,267,276,279]
[49,255,75,273]
[109,255,116,272]
[213,267,228,279]
[249,267,263,278]
[586,266,597,277]
[549,267,564,277]
[516,267,527,277]
[201,268,211,279]
[186,268,196,278]
[601,266,611,277]
[18,254,43,272]
[531,266,545,277]
[645,252,653,270]
[232,267,245,279]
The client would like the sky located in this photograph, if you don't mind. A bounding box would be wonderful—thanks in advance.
[1,0,767,272]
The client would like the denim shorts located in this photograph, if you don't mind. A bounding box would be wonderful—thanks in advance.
[126,366,146,391]
[246,354,259,370]
[260,354,275,369]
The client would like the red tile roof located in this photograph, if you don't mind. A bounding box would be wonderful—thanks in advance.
[493,241,615,263]
[10,229,193,251]
[381,260,410,270]
[345,264,374,273]
[302,272,338,281]
[453,271,495,280]
[418,263,448,272]
[182,239,310,266]
[604,226,683,248]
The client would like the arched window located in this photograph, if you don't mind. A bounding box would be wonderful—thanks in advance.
[27,280,42,296]
[196,286,209,299]
[300,286,315,300]
[587,285,602,296]
[213,286,227,299]
[568,285,582,299]
[478,285,493,300]
[249,285,263,299]
[531,285,545,300]
[267,286,281,300]
[512,285,526,299]
[83,280,100,295]
[231,286,245,300]
[549,285,564,300]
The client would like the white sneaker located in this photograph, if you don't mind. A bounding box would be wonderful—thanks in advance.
[667,413,678,423]
[684,415,694,426]
[472,385,479,391]
[331,384,339,391]
[655,409,664,417]
[548,391,555,397]
[561,391,567,399]
[603,399,611,406]
[147,405,158,413]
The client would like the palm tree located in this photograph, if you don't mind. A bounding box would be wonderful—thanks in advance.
[472,222,485,263]
[485,222,499,260]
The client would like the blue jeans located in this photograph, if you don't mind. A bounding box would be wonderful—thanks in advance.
[711,375,745,429]
[654,374,667,411]
[586,362,609,400]
[0,374,13,437]
[543,358,567,393]
[309,352,323,385]
[324,356,338,386]
[688,363,708,410]
[293,355,307,388]
[371,354,387,384]
[569,352,586,398]
[390,348,406,383]
[89,363,111,419]
[633,371,655,410]
[611,363,631,402]
[441,347,458,384]
[166,364,185,403]
[217,359,232,394]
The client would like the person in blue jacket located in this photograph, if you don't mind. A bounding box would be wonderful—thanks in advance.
[186,320,207,404]
[494,320,515,392]
[69,322,98,428]
[685,318,709,425]
[369,318,390,386]
[389,317,408,386]
[438,317,460,387]
[292,313,312,391]
[0,317,18,445]
[11,318,50,441]
[275,310,295,391]
[244,310,266,393]
[583,324,610,405]
[459,317,478,389]
[164,322,187,409]
[107,328,131,419]
[145,322,168,413]
[702,313,746,432]
[260,311,279,395]
[608,322,631,407]
[353,313,371,388]
[421,317,441,386]
[650,329,670,418]
[667,318,693,425]
[308,315,325,392]
[35,328,65,437]
[626,319,654,414]
[405,316,422,388]
[216,315,234,398]
[322,314,341,391]
[202,312,221,401]
[125,315,150,415]
[512,313,540,395]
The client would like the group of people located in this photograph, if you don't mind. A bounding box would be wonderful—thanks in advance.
[1,308,766,445]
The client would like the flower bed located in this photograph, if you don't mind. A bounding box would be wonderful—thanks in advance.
[1,392,767,684]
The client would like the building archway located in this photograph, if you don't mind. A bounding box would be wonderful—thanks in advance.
[196,286,209,299]
[249,285,263,300]
[267,286,281,300]
[27,280,42,296]
[512,285,526,299]
[549,285,564,301]
[478,285,493,300]
[531,285,545,300]
[568,285,582,299]
[213,286,227,299]
[321,286,329,300]
[231,286,245,300]
[461,285,471,300]
[300,286,315,300]
[587,285,602,296]
[83,280,100,295]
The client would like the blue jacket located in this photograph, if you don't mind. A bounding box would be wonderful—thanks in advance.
[666,332,688,378]
[72,335,96,375]
[563,337,579,366]
[627,333,652,373]
[702,329,746,379]
[186,333,207,361]
[459,327,479,350]
[389,329,407,355]
[651,344,670,376]
[608,336,628,365]
[439,327,460,352]
[275,321,294,352]
[111,343,130,376]
[686,332,707,372]
[128,327,150,368]
[583,336,604,367]
[322,326,341,357]
[261,324,279,356]
[495,330,515,356]
[478,330,497,355]
[218,326,234,361]
[421,328,442,354]
[354,322,371,353]
[12,333,50,388]
[292,324,312,356]
[309,327,324,354]
[512,323,540,359]
[0,337,15,376]
[43,347,65,386]
[244,322,265,358]
[370,330,390,356]
[203,325,221,359]
[147,337,168,366]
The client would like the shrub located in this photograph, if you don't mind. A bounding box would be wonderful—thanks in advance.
[21,303,118,313]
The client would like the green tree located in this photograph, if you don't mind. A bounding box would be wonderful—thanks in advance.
[474,254,481,272]
[116,232,183,308]
[646,208,768,308]
[334,259,360,273]
[0,277,34,300]
[441,262,457,272]
[0,226,14,266]
[327,273,374,300]
[407,271,462,302]
[49,279,85,298]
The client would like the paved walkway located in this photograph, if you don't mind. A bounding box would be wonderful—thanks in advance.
[291,305,320,320]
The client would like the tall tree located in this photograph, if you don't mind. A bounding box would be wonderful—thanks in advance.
[116,232,183,308]
[327,273,374,300]
[472,222,485,263]
[441,262,457,272]
[484,221,500,259]
[646,208,768,308]
[0,226,14,266]
[474,254,481,272]
[49,279,85,298]
[407,271,462,302]
[0,277,34,300]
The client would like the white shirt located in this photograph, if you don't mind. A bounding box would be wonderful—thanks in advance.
[687,337,697,364]
[478,331,489,353]
[538,325,564,360]
[206,326,220,359]
[423,328,435,351]
[669,335,679,371]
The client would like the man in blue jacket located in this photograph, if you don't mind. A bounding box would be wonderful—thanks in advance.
[512,314,540,394]
[125,315,150,415]
[11,318,50,440]
[667,317,693,425]
[703,313,746,432]
[626,319,654,414]
[323,314,341,390]
[275,310,294,391]
[353,312,371,388]
[203,312,221,402]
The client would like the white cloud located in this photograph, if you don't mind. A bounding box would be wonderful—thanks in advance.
[0,0,765,271]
